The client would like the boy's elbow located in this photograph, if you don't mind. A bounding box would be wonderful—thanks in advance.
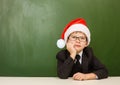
[57,72,69,79]
[95,69,109,79]
[58,75,68,79]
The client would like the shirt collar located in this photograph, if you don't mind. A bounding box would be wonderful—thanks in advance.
[78,50,83,57]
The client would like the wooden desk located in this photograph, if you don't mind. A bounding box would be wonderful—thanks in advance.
[0,77,119,85]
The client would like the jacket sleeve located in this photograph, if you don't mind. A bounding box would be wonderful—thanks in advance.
[56,50,74,79]
[89,48,108,79]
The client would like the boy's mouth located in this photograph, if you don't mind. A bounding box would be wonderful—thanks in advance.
[75,45,81,47]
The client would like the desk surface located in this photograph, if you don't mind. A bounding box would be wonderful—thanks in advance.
[0,77,120,85]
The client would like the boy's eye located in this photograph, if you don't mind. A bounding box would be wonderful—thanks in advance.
[72,36,76,38]
[81,37,85,39]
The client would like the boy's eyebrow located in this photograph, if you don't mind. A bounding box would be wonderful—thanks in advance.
[71,35,86,37]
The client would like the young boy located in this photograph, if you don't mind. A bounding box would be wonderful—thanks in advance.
[56,18,108,80]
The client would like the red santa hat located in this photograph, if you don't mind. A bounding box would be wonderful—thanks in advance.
[56,18,91,49]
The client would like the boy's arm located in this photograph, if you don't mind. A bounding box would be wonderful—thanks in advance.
[56,52,74,79]
[85,47,108,79]
[92,56,108,79]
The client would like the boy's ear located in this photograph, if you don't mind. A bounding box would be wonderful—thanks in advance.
[85,45,88,47]
[85,42,89,47]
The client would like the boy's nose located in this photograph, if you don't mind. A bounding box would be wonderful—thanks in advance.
[76,38,80,42]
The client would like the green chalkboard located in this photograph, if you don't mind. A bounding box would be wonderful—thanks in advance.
[0,0,120,76]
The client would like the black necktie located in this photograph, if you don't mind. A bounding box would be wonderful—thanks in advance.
[75,55,80,65]
[70,55,82,76]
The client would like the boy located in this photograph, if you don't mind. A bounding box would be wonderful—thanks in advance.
[56,18,108,80]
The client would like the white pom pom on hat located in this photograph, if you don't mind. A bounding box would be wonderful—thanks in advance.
[56,39,65,49]
[56,18,91,49]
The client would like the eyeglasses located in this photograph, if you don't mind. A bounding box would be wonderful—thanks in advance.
[69,35,87,42]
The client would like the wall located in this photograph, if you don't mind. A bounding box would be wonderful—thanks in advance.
[0,0,120,76]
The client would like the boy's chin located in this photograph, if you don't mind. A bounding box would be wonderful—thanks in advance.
[75,48,82,53]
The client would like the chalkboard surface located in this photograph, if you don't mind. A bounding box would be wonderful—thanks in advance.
[0,0,120,76]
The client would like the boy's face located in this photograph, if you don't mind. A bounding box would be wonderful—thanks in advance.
[67,31,88,53]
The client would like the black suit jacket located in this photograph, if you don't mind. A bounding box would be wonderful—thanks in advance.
[56,47,108,79]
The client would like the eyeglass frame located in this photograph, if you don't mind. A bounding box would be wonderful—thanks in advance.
[68,35,87,42]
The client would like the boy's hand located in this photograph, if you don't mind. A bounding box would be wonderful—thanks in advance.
[73,72,97,80]
[73,72,86,81]
[66,41,76,59]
